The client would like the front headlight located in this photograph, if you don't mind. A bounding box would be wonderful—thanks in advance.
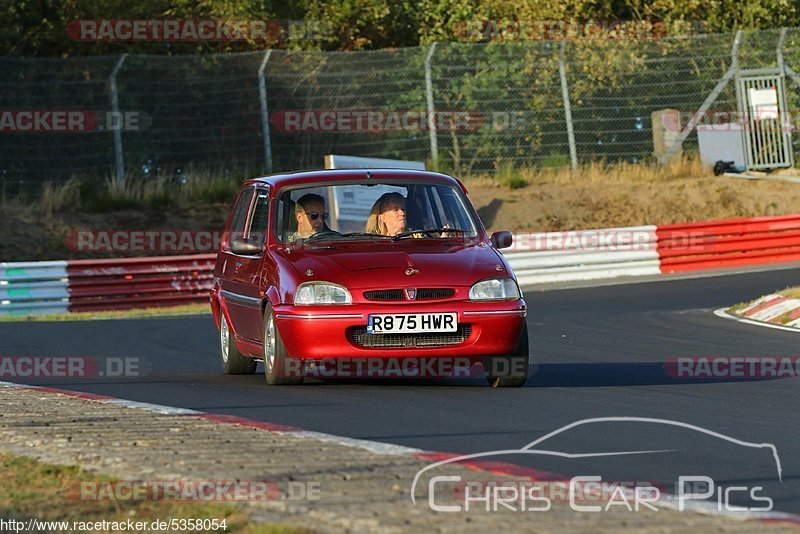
[295,282,352,305]
[469,277,520,301]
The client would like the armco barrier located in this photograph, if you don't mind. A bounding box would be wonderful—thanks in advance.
[505,225,661,285]
[510,214,800,284]
[656,214,800,272]
[0,255,215,316]
[3,214,800,315]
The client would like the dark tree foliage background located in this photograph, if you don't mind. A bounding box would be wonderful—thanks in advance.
[1,0,798,57]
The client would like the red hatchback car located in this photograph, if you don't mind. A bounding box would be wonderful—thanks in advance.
[210,169,528,387]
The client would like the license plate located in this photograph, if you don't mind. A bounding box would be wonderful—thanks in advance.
[367,313,457,334]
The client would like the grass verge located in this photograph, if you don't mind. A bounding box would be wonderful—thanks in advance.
[776,286,800,300]
[28,167,245,214]
[0,303,210,323]
[0,452,299,533]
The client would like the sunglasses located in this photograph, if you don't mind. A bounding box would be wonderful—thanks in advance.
[307,211,329,221]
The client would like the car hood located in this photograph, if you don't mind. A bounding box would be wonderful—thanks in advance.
[279,241,506,289]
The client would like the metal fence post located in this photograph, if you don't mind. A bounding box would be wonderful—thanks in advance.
[424,43,439,168]
[109,53,128,186]
[258,50,274,174]
[778,29,800,93]
[559,40,578,170]
[659,30,742,165]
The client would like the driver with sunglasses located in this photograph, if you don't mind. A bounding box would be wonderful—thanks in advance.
[290,193,328,242]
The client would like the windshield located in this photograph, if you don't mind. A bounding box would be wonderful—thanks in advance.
[275,181,479,243]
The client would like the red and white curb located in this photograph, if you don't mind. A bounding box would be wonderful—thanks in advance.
[1,380,799,526]
[715,293,800,334]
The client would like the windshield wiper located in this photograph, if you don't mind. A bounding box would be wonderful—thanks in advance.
[392,227,470,240]
[336,232,392,240]
[303,232,335,242]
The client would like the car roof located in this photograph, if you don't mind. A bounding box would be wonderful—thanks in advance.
[243,168,466,192]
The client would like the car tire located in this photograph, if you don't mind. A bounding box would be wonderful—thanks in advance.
[263,305,303,385]
[484,323,529,388]
[220,314,257,374]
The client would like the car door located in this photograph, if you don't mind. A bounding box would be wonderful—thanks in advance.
[219,186,270,343]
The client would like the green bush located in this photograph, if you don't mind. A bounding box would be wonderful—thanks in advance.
[496,164,528,189]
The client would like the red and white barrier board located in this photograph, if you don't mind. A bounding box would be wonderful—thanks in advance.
[2,214,800,315]
[1,255,214,316]
[510,214,800,285]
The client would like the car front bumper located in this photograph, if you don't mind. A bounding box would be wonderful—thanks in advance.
[273,299,527,361]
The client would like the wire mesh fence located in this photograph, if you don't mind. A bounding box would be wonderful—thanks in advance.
[2,28,800,194]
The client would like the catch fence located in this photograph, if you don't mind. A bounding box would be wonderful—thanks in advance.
[3,28,800,193]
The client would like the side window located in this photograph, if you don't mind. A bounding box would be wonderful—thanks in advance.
[434,186,474,232]
[275,191,295,242]
[245,189,270,248]
[225,188,254,251]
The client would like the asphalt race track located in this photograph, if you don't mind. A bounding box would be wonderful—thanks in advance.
[3,267,800,515]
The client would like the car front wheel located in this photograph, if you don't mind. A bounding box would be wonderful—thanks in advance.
[263,305,303,385]
[484,323,529,388]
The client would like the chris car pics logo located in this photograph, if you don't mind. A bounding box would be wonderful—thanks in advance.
[410,417,780,513]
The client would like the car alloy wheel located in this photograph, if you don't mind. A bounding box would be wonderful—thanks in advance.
[219,313,256,374]
[262,306,303,386]
[264,312,276,375]
[220,315,230,363]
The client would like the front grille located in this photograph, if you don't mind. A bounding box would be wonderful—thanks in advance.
[417,288,455,300]
[363,288,456,301]
[350,325,472,348]
[363,289,404,301]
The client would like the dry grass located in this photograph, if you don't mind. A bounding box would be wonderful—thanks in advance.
[462,155,706,189]
[462,156,800,232]
[777,286,800,300]
[0,452,299,533]
[39,178,83,213]
[25,167,243,214]
[547,155,706,185]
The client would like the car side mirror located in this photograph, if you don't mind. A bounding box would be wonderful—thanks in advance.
[490,231,513,249]
[231,238,262,255]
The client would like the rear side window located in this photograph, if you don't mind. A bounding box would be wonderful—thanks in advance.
[225,188,254,250]
[245,189,270,248]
